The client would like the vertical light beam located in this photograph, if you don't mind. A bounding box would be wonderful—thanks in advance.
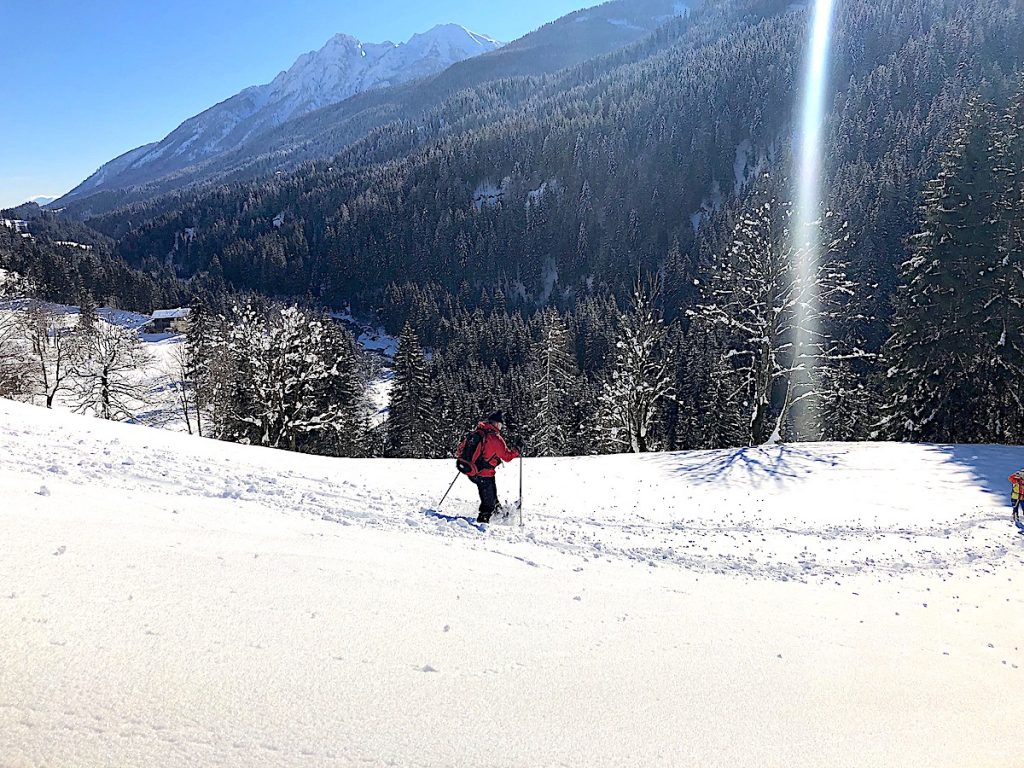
[792,0,836,440]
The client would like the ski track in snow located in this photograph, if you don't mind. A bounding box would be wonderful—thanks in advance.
[3,408,1020,584]
[2,399,1024,767]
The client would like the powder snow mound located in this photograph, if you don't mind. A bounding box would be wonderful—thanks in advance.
[1,398,1022,767]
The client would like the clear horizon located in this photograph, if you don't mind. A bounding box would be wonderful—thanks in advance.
[0,0,591,209]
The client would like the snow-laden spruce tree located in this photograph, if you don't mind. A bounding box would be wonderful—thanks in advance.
[215,303,363,452]
[524,308,580,456]
[387,322,433,457]
[671,323,747,450]
[597,278,673,453]
[181,299,230,438]
[987,83,1024,440]
[689,174,858,446]
[883,96,1024,443]
[313,322,368,457]
[72,321,152,420]
[77,292,98,333]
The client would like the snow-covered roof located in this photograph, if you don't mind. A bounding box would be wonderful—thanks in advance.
[152,308,191,320]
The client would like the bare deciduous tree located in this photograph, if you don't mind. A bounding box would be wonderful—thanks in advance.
[0,311,33,399]
[165,341,198,434]
[597,279,674,454]
[0,271,34,399]
[22,302,85,408]
[72,322,152,421]
[689,176,861,445]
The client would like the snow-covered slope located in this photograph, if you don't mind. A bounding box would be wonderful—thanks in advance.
[1,399,1022,766]
[61,24,501,203]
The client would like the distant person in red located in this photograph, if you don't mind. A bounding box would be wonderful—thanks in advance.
[467,411,520,523]
[1009,469,1024,525]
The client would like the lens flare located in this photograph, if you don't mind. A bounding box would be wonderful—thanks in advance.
[792,0,836,440]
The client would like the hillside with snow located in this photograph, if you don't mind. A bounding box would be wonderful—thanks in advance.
[52,0,699,219]
[1,399,1022,766]
[59,24,501,206]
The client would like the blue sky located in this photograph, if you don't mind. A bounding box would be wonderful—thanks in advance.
[0,0,590,208]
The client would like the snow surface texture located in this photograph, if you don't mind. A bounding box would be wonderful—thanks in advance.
[1,399,1022,767]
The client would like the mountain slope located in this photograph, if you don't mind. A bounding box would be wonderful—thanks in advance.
[85,0,1021,330]
[59,24,502,208]
[1,399,1022,766]
[54,0,698,218]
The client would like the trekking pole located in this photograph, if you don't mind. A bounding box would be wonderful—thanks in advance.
[518,451,524,527]
[436,473,460,512]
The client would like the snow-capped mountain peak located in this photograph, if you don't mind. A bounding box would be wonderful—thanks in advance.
[63,24,503,201]
[410,23,502,51]
[221,24,504,135]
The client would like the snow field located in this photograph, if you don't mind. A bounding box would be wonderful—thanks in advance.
[1,399,1022,767]
[0,301,192,431]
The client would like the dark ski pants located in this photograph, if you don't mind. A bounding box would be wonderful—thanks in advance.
[471,475,499,522]
[1014,498,1022,522]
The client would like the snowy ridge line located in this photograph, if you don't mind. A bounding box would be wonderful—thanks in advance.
[60,24,503,207]
[2,399,1021,586]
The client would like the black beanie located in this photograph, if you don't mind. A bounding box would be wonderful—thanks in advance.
[487,410,504,424]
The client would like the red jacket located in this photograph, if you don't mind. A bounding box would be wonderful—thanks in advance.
[474,421,519,477]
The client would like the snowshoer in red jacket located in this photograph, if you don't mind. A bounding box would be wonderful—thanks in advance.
[468,411,520,523]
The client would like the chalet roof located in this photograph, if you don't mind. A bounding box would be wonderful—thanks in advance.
[152,308,191,320]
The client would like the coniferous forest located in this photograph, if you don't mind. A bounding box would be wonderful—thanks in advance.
[2,0,1023,458]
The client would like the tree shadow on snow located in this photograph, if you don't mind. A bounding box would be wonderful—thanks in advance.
[648,443,849,487]
[929,444,1024,501]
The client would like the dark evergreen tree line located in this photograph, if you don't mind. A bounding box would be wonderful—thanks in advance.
[882,88,1024,444]
[0,218,198,313]
[78,0,1021,329]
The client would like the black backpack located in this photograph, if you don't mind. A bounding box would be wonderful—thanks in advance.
[455,428,486,477]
